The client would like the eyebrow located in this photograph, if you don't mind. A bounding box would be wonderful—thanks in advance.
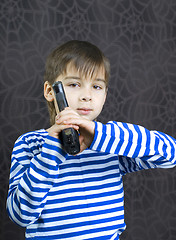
[63,76,106,83]
[95,78,106,83]
[64,76,80,80]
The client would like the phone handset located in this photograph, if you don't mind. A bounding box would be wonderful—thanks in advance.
[52,81,80,155]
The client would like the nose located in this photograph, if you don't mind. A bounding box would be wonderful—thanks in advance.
[80,88,92,102]
[81,96,91,102]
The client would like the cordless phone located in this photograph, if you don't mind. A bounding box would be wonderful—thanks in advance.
[52,81,80,155]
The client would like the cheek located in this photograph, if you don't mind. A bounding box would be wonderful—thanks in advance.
[66,95,77,108]
[64,89,70,102]
[95,93,106,106]
[63,88,75,107]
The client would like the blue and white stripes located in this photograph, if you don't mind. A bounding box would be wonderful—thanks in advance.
[7,122,176,239]
[91,121,176,170]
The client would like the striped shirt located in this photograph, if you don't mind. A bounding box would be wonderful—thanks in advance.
[7,121,176,240]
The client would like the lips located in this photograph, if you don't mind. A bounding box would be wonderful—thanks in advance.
[77,108,93,115]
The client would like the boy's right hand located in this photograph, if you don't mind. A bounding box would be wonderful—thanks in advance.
[46,107,95,154]
[46,114,79,139]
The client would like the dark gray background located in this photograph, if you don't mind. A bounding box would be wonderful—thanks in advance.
[0,0,176,239]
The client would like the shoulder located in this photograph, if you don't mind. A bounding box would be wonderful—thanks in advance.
[12,129,49,165]
[18,129,48,140]
[15,129,48,149]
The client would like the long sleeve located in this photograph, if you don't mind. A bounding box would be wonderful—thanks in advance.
[90,121,176,175]
[7,132,67,227]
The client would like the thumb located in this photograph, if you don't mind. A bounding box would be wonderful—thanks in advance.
[79,135,88,153]
[79,135,84,145]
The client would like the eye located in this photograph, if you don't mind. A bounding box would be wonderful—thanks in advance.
[93,85,102,90]
[68,83,80,88]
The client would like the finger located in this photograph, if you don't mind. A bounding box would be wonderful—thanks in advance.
[63,124,79,131]
[56,114,80,125]
[47,124,68,139]
[53,124,79,133]
[59,108,80,117]
[56,108,80,121]
[62,118,93,133]
[61,117,85,126]
[55,108,76,120]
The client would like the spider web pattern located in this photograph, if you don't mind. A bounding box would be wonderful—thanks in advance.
[0,0,176,239]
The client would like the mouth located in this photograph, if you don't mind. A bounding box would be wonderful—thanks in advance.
[77,108,93,115]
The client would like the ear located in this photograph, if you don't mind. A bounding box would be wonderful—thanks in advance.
[44,81,54,102]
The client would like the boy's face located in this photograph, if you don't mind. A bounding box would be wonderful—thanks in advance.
[53,63,107,121]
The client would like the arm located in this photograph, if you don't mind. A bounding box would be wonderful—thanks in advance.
[90,121,176,174]
[7,133,67,227]
[55,109,176,172]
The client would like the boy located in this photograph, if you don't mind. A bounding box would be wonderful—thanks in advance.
[7,40,176,240]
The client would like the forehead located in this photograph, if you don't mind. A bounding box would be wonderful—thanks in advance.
[64,62,105,80]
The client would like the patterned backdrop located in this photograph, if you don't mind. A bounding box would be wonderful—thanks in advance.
[0,0,176,239]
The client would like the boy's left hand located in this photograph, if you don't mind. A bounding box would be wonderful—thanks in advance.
[56,107,95,153]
